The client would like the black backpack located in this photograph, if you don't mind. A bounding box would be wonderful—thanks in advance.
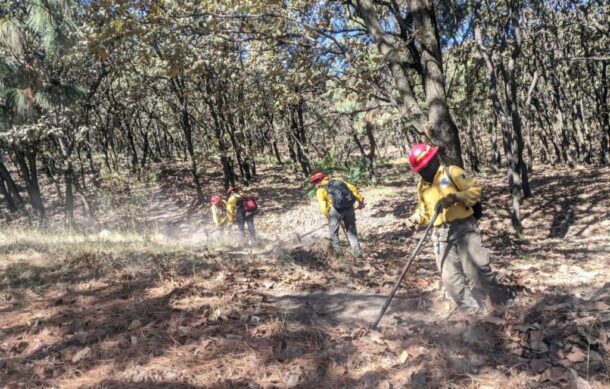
[326,179,356,210]
[444,167,483,220]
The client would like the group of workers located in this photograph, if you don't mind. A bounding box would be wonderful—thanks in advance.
[209,143,514,314]
[210,186,257,241]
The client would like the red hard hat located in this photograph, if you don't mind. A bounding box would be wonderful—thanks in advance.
[408,144,438,173]
[309,171,326,184]
[210,195,221,205]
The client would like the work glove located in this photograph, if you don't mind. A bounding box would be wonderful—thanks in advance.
[404,214,420,231]
[357,200,365,210]
[435,193,457,213]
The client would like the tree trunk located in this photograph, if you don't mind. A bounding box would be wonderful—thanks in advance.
[55,134,76,228]
[523,70,539,172]
[578,99,593,164]
[490,119,501,167]
[264,112,282,164]
[15,149,45,224]
[364,120,378,184]
[0,177,17,212]
[0,159,24,209]
[206,95,235,190]
[294,101,312,175]
[226,111,251,183]
[170,78,204,202]
[42,156,65,205]
[354,0,426,133]
[286,128,298,167]
[499,54,531,199]
[474,20,523,236]
[182,108,204,202]
[406,0,463,166]
[599,62,609,164]
[85,133,99,187]
[532,97,562,163]
[466,116,480,173]
[272,139,282,165]
[123,120,139,173]
[65,164,75,228]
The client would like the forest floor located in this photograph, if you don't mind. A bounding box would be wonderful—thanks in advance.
[0,159,609,388]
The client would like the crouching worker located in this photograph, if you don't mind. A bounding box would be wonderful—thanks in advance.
[226,186,257,243]
[405,144,513,313]
[210,195,228,233]
[309,170,365,261]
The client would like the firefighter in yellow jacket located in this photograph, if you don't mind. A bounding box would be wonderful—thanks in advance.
[210,195,228,232]
[405,144,512,313]
[309,170,365,260]
[226,186,256,241]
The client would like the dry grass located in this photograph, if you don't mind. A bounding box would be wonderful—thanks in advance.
[1,162,609,388]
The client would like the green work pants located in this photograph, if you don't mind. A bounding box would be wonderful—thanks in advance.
[433,216,509,310]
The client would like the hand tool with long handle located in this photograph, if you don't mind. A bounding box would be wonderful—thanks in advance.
[294,224,327,243]
[370,208,440,329]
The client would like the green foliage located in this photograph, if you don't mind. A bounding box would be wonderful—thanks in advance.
[345,159,371,187]
[0,0,81,127]
[313,146,339,174]
[304,149,371,197]
[312,146,371,187]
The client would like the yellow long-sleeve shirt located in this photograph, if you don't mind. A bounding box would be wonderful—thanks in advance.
[315,177,364,218]
[211,201,228,226]
[226,193,242,223]
[410,165,481,227]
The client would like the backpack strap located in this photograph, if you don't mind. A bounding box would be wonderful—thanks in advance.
[323,178,338,192]
[234,194,245,212]
[444,166,462,191]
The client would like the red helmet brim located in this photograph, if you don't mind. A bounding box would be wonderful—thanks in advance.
[411,146,438,173]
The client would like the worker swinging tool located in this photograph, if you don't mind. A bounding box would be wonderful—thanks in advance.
[371,144,514,329]
[308,170,365,262]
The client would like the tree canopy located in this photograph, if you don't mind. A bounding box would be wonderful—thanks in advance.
[0,0,608,234]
